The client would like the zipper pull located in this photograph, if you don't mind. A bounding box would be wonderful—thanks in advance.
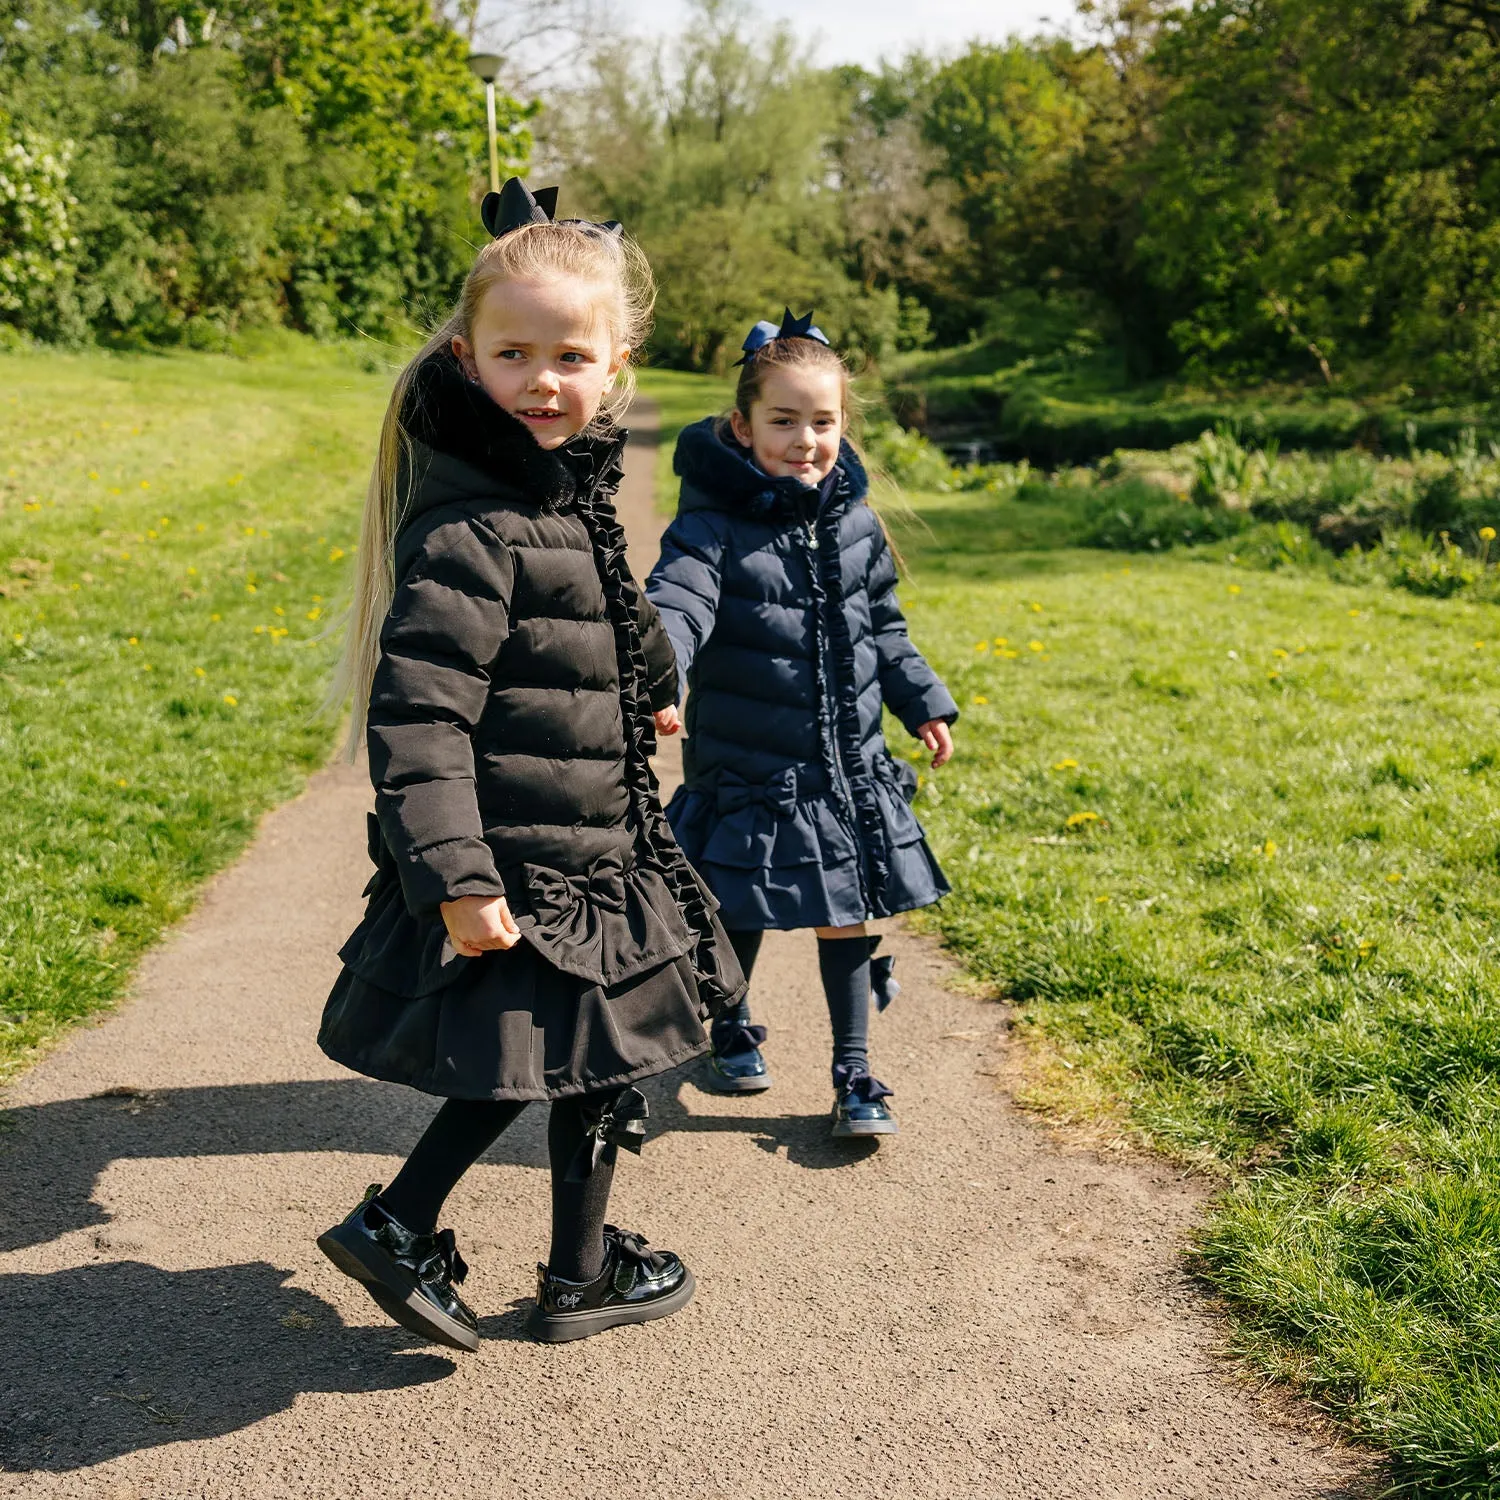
[806,523,819,551]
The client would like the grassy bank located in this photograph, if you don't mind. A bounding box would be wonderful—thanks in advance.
[638,367,733,509]
[883,484,1500,1495]
[0,343,389,1080]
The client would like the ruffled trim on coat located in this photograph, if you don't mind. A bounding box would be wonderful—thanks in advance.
[571,461,745,1018]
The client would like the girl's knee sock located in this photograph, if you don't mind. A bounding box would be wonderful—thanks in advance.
[713,929,764,1039]
[547,1091,622,1283]
[817,934,871,1082]
[378,1096,528,1235]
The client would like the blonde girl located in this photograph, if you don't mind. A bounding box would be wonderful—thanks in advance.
[316,178,744,1349]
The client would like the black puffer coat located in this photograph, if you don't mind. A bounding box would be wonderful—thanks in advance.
[645,418,957,932]
[319,357,745,1102]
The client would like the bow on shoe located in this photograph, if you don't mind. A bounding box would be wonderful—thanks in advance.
[421,1227,469,1287]
[606,1225,668,1273]
[711,1019,768,1056]
[868,936,901,1013]
[833,1065,894,1103]
[566,1086,649,1183]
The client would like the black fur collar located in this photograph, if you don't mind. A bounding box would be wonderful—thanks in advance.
[401,352,623,512]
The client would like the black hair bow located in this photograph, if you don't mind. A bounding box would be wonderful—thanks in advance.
[734,307,831,365]
[480,175,623,240]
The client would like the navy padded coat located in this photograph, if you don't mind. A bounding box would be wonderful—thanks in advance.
[646,418,957,931]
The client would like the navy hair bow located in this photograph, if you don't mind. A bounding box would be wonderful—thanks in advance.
[734,307,831,366]
[480,175,623,240]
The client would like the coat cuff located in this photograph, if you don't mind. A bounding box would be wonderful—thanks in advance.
[396,837,507,918]
[898,685,960,739]
[647,660,679,712]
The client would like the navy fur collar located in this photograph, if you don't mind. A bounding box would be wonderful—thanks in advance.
[672,417,869,522]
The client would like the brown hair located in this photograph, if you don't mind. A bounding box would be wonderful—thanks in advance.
[330,221,656,758]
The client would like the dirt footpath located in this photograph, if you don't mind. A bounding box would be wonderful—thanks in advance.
[0,411,1368,1499]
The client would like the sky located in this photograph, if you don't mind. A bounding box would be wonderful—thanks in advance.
[617,0,1070,68]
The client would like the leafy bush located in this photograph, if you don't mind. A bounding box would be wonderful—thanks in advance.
[1080,476,1253,551]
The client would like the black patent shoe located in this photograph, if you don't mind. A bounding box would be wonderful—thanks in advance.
[831,1066,898,1138]
[528,1224,696,1344]
[317,1185,480,1352]
[703,1018,773,1094]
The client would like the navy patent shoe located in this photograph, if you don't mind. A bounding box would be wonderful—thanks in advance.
[831,1065,898,1138]
[703,1017,773,1094]
[317,1185,480,1352]
[528,1224,696,1343]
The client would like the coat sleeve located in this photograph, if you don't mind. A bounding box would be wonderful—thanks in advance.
[644,510,727,700]
[867,521,959,736]
[366,513,513,917]
[623,576,680,712]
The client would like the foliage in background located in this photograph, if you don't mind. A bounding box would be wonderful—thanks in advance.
[0,0,529,344]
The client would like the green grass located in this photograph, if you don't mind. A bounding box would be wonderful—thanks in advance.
[0,343,390,1080]
[883,485,1500,1495]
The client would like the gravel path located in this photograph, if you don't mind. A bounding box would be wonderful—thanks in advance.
[0,411,1368,1498]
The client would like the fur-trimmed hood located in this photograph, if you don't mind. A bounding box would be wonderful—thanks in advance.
[671,416,869,523]
[397,352,624,529]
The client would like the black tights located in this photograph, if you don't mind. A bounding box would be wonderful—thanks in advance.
[716,928,871,1080]
[377,1091,621,1283]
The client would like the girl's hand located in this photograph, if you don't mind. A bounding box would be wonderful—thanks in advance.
[654,705,682,736]
[917,719,954,769]
[440,894,521,957]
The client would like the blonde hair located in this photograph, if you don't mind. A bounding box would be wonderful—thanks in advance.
[330,221,655,759]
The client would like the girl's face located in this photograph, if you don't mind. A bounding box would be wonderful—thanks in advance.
[453,275,626,449]
[730,366,845,486]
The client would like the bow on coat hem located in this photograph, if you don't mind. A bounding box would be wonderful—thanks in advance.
[565,1086,649,1183]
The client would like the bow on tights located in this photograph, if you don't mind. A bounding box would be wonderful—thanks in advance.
[565,1086,649,1183]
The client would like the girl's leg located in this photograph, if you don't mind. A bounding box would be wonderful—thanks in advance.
[706,929,772,1093]
[546,1092,622,1282]
[814,924,871,1080]
[530,1085,697,1341]
[379,1096,528,1234]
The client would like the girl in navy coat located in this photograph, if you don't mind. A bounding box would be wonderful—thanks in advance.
[646,311,958,1136]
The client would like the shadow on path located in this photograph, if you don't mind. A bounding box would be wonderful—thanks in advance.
[0,1260,453,1472]
[0,1057,867,1254]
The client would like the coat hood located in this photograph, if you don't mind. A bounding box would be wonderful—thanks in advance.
[672,416,869,522]
[397,352,624,530]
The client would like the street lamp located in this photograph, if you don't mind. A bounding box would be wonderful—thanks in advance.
[466,53,504,195]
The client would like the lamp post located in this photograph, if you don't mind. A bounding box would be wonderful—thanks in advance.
[466,53,504,194]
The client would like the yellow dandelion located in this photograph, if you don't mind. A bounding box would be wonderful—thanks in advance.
[253,624,266,635]
[210,613,222,622]
[11,633,24,645]
[187,567,198,577]
[329,547,345,562]
[973,640,989,652]
[312,595,324,604]
[306,608,322,621]
[1386,871,1403,883]
[1295,645,1307,654]
[994,636,1007,648]
[146,529,157,540]
[1272,647,1289,659]
[142,663,154,672]
[88,470,99,480]
[971,694,989,705]
[1263,839,1277,857]
[1348,608,1361,617]
[196,523,206,532]
[139,480,150,490]
[1096,894,1111,903]
[1475,641,1485,650]
[1028,640,1044,652]
[273,606,285,618]
[243,526,256,536]
[223,694,238,706]
[109,487,121,496]
[1482,527,1496,541]
[127,636,139,646]
[1053,758,1079,771]
[228,474,242,486]
[1065,811,1101,828]
[1227,584,1241,595]
[1268,671,1280,681]
[246,583,257,594]
[194,667,206,677]
[116,778,128,788]
[1029,602,1043,613]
